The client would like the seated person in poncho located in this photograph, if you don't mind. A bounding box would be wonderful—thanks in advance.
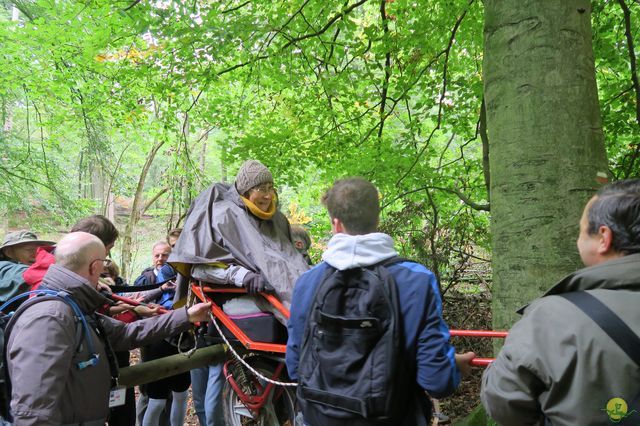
[168,160,309,323]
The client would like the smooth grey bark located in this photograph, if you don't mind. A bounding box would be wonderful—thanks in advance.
[483,1,609,330]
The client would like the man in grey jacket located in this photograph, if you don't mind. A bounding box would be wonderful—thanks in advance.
[481,179,640,426]
[6,232,212,426]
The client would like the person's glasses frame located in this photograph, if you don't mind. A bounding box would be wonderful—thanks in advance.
[251,184,277,195]
[92,258,112,268]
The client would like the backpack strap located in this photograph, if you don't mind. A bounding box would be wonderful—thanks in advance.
[4,291,99,370]
[377,256,410,268]
[88,314,120,387]
[559,291,640,368]
[1,290,99,422]
[557,291,640,425]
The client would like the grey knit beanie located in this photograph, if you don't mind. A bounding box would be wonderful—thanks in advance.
[235,160,274,195]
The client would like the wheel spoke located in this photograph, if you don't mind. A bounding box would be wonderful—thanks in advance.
[233,401,254,419]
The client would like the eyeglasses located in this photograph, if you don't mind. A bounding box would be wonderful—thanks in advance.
[251,184,277,195]
[92,259,112,268]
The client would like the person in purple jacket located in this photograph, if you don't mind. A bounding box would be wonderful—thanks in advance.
[286,177,475,425]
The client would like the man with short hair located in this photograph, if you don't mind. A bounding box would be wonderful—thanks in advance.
[286,177,475,425]
[134,240,189,426]
[135,241,172,287]
[481,179,640,425]
[70,214,120,253]
[0,230,54,305]
[6,232,211,426]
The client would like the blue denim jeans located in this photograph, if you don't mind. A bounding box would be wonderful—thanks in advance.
[190,363,224,426]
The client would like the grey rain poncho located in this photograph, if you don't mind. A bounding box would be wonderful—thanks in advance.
[168,182,309,322]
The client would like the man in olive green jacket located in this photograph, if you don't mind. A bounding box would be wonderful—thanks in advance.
[482,179,640,426]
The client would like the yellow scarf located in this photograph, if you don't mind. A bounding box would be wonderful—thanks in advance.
[241,195,276,220]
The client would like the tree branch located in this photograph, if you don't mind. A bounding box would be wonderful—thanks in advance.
[377,0,392,141]
[122,0,142,12]
[103,139,134,216]
[185,1,369,116]
[10,1,35,21]
[382,185,489,212]
[221,1,251,14]
[215,0,368,79]
[142,186,169,215]
[0,163,63,197]
[394,1,472,187]
[617,0,640,177]
[280,0,370,50]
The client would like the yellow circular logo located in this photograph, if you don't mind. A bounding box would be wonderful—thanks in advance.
[606,398,628,422]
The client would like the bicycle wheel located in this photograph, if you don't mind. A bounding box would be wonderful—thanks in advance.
[222,357,297,426]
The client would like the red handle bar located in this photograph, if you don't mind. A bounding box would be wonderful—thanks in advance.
[109,293,169,314]
[450,330,508,338]
[470,357,494,367]
[449,329,508,366]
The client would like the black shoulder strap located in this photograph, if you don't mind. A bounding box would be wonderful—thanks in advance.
[90,315,120,387]
[377,256,410,268]
[559,291,640,368]
[110,276,173,293]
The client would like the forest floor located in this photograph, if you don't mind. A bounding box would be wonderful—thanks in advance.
[440,290,493,423]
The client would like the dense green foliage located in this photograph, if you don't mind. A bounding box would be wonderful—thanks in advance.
[0,1,638,282]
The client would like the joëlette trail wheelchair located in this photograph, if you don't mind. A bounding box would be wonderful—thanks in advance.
[191,282,297,426]
[189,282,506,426]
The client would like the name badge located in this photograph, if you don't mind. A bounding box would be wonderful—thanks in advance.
[109,387,126,408]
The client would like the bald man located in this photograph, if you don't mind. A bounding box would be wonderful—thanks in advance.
[5,232,211,426]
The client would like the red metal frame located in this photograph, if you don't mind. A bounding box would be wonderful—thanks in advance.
[466,357,494,367]
[191,283,291,418]
[223,360,285,415]
[191,284,288,353]
[450,330,508,339]
[191,283,508,366]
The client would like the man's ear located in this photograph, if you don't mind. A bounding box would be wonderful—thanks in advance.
[331,217,345,234]
[88,259,100,278]
[597,225,614,254]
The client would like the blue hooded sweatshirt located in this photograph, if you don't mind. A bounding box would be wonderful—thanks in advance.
[286,232,460,400]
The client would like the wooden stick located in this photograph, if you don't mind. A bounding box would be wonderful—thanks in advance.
[118,344,226,387]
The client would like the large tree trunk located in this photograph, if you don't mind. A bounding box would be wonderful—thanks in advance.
[483,1,609,330]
